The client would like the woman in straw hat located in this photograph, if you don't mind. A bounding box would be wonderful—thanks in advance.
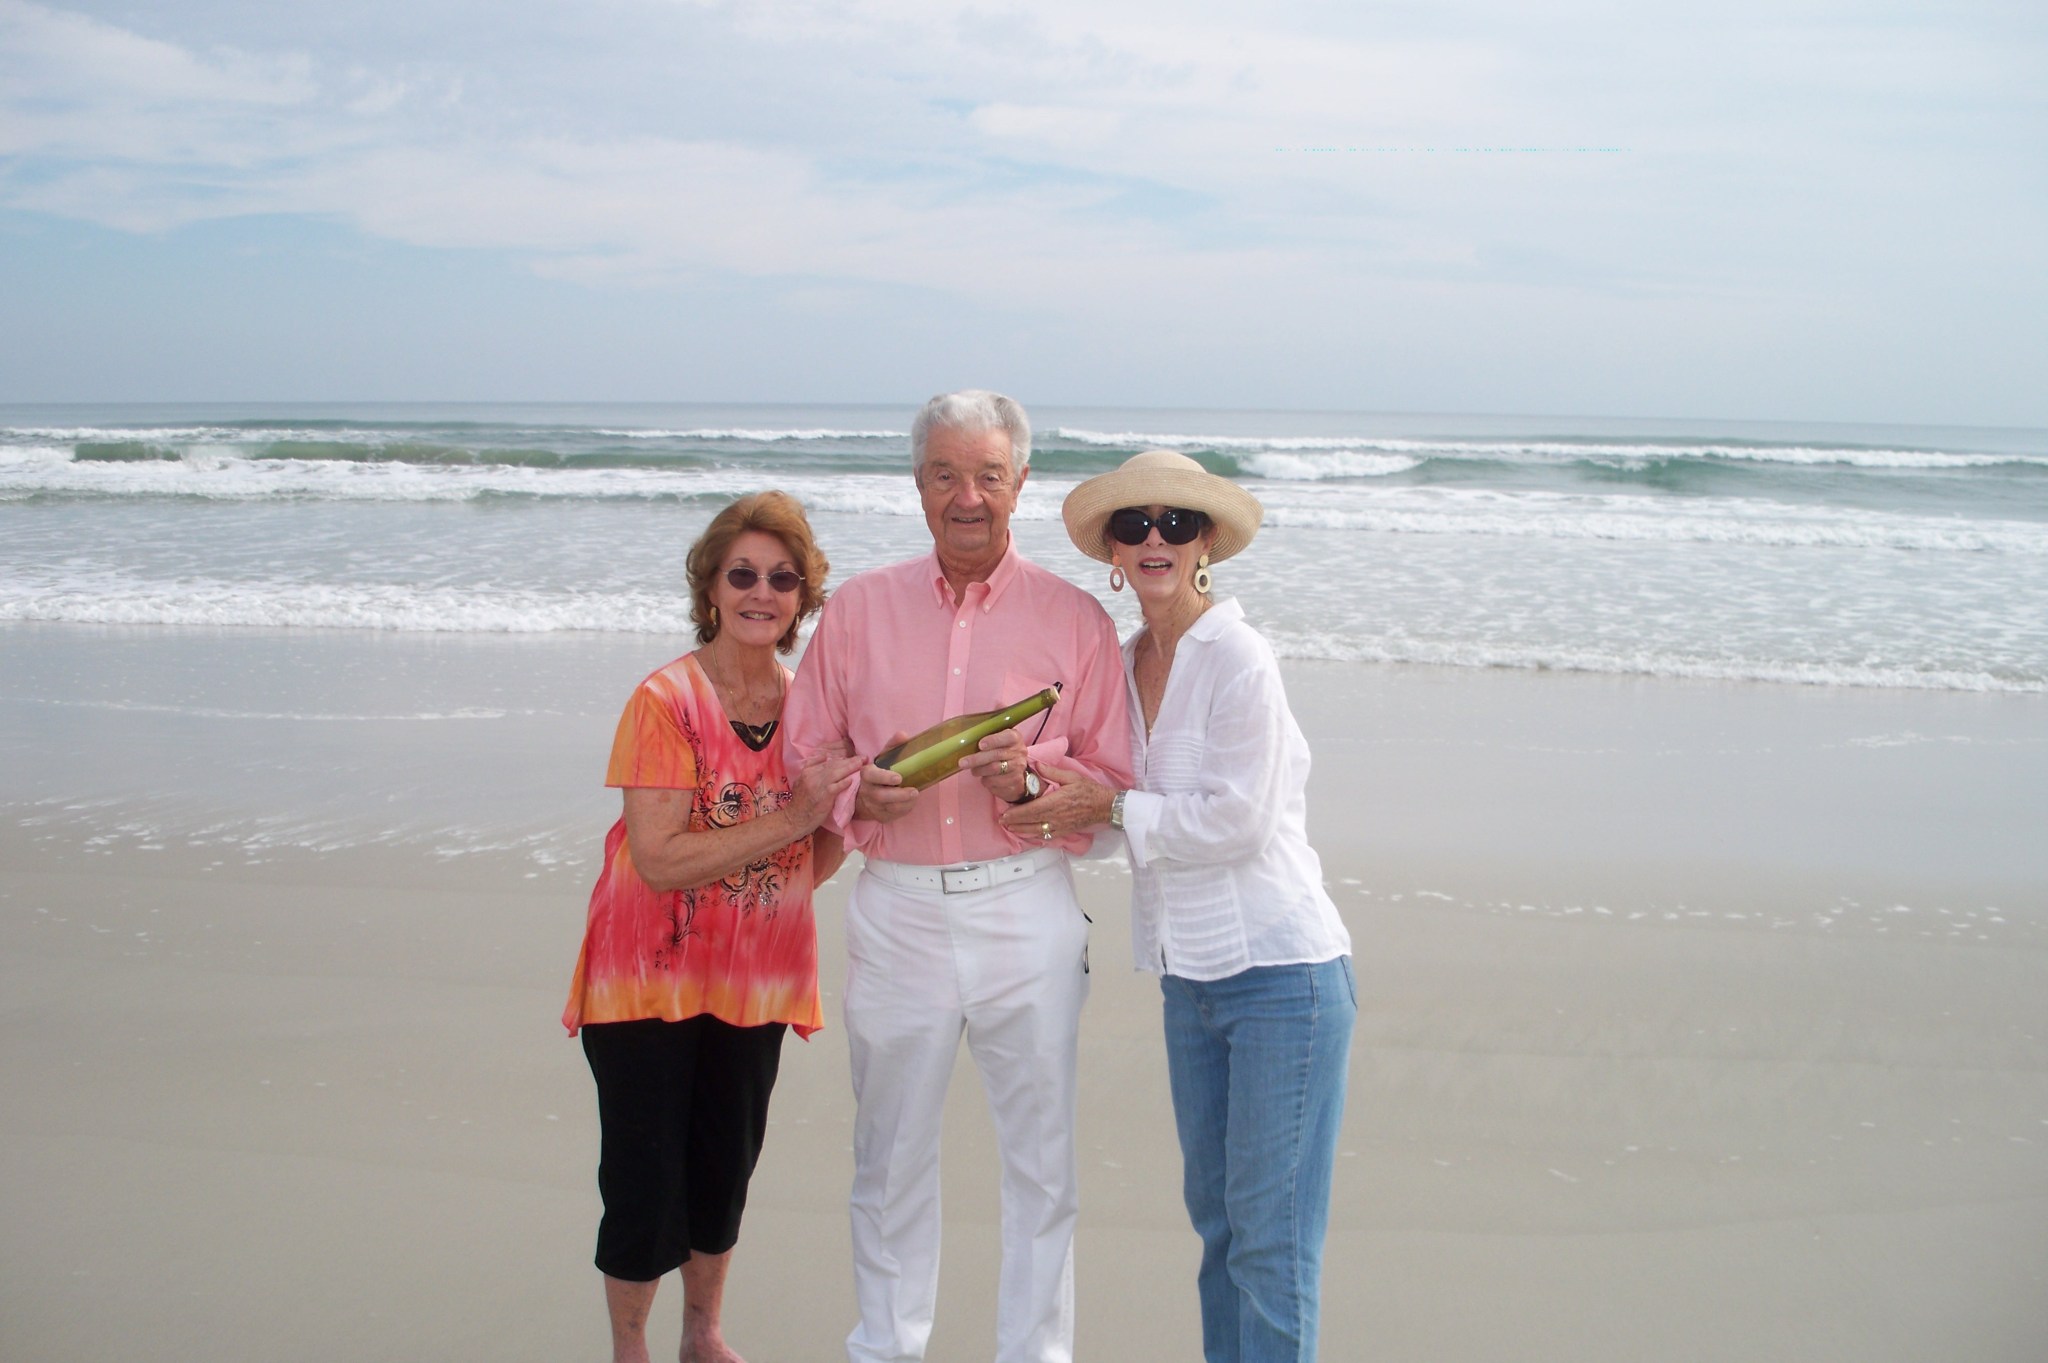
[999,449,1355,1363]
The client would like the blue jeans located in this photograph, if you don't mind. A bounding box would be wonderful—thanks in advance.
[1162,957,1356,1363]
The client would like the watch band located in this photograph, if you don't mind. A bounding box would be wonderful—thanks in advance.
[1109,789,1126,829]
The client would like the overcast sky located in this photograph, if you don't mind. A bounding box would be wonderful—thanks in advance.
[2,0,2042,423]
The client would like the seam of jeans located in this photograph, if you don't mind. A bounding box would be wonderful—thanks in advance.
[1289,965,1320,1338]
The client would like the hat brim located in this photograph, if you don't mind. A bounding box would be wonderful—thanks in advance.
[1060,451,1265,564]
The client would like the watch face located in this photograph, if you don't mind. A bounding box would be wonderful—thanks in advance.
[1023,770,1043,798]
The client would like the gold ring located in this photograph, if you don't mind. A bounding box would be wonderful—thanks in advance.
[1000,759,1011,774]
[1041,822,1052,842]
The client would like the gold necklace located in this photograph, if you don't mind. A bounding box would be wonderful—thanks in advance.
[699,649,785,726]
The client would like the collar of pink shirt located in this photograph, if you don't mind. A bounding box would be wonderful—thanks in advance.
[924,538,1022,609]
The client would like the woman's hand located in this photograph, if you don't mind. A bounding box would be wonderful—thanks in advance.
[788,749,866,833]
[996,761,1118,842]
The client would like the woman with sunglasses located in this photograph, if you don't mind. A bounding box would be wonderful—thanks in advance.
[1001,450,1355,1363]
[563,490,864,1363]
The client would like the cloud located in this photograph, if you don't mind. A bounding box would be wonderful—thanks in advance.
[1,0,2041,418]
[1,0,1342,298]
[0,0,313,108]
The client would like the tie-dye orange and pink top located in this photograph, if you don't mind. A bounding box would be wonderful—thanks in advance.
[561,653,822,1039]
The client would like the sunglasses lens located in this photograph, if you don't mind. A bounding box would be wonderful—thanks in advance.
[1110,507,1204,546]
[1108,509,1153,546]
[727,567,802,593]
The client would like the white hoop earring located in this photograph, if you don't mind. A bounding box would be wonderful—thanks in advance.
[1193,554,1212,595]
[1109,564,1125,593]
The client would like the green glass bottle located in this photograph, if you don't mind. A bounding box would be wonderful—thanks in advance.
[873,687,1060,791]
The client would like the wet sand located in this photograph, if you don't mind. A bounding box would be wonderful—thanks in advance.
[2,625,2045,1361]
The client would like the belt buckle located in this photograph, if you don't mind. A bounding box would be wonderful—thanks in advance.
[940,863,986,894]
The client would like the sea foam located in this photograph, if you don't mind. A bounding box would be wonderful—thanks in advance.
[1052,427,2046,471]
[1263,630,2048,693]
[0,578,694,633]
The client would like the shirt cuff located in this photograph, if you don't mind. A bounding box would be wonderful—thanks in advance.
[828,780,873,849]
[1120,789,1165,868]
[1023,735,1071,773]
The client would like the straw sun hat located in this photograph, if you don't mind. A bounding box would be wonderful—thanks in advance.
[1060,449,1265,565]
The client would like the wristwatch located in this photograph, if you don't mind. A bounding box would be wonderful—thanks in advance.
[1009,767,1043,804]
[1109,790,1126,830]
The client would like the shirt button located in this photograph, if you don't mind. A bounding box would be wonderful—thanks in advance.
[957,620,967,628]
[945,817,955,825]
[953,667,961,675]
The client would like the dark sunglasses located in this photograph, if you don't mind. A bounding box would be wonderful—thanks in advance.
[1108,506,1207,547]
[724,566,804,594]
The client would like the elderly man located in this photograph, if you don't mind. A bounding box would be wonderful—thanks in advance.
[783,390,1133,1363]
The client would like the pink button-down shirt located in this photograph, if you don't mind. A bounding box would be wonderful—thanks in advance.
[783,540,1133,867]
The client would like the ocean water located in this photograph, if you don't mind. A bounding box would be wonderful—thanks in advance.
[4,401,2047,692]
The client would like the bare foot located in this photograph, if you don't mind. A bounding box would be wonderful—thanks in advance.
[679,1248,742,1363]
[680,1327,745,1363]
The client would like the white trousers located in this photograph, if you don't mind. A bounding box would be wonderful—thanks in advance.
[843,859,1091,1363]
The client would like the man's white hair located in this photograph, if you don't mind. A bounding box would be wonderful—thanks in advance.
[910,390,1032,478]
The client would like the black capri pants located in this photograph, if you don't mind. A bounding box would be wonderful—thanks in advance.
[581,1014,787,1282]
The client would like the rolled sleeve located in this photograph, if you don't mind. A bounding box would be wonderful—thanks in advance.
[783,598,866,843]
[1047,607,1135,791]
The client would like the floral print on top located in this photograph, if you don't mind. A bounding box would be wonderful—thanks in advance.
[562,653,822,1038]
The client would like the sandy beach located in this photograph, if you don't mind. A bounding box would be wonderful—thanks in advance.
[3,624,2044,1361]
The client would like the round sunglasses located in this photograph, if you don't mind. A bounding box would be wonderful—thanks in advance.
[723,566,804,593]
[1108,506,1207,546]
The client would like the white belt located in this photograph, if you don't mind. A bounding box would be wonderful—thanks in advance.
[862,846,1064,895]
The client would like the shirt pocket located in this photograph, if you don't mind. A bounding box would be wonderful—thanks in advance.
[1001,666,1068,764]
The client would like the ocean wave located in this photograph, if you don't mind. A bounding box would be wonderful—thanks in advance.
[592,427,903,441]
[63,438,595,468]
[1052,427,2046,473]
[7,451,2040,554]
[15,420,2043,476]
[1235,451,1422,480]
[0,450,894,504]
[3,423,902,468]
[1056,428,1397,452]
[3,422,873,443]
[1262,630,2048,693]
[1251,487,2048,554]
[0,580,702,633]
[13,429,2042,502]
[7,425,250,442]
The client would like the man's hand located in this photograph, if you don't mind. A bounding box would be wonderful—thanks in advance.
[854,731,922,825]
[961,728,1031,804]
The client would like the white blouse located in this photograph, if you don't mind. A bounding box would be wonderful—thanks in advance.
[1119,598,1353,980]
